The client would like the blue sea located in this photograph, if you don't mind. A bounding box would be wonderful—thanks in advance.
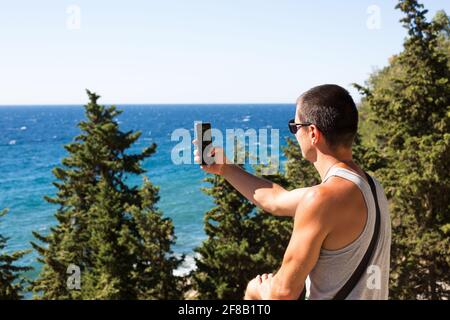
[0,104,296,280]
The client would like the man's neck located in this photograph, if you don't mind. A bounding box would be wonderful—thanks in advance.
[314,151,354,181]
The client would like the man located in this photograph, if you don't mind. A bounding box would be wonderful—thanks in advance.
[193,84,391,300]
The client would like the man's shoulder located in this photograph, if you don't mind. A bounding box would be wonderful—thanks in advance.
[292,186,336,235]
[294,185,335,220]
[299,183,341,206]
[295,180,359,221]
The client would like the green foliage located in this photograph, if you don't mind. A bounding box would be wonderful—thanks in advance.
[355,0,450,299]
[30,90,182,299]
[192,171,292,299]
[0,209,32,300]
[192,142,293,299]
[282,138,320,188]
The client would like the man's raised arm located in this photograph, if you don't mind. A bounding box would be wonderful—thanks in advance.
[193,143,308,217]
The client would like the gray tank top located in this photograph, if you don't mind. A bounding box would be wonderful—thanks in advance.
[307,167,391,300]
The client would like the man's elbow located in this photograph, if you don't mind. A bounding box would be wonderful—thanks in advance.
[253,190,278,214]
[254,185,288,216]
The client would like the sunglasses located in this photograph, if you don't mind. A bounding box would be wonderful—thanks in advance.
[288,119,312,134]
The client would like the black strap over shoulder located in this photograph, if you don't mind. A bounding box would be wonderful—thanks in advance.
[298,171,381,300]
[332,171,381,300]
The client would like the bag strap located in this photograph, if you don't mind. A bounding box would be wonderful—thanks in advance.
[332,171,381,300]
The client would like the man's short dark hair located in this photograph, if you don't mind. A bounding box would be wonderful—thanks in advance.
[297,84,358,149]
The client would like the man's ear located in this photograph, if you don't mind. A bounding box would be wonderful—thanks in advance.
[310,125,319,145]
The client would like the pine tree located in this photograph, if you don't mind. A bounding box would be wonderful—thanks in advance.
[282,138,320,189]
[31,90,182,299]
[192,172,293,299]
[0,209,31,300]
[355,0,450,299]
[192,142,292,299]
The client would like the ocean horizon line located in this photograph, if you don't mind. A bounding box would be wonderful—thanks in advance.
[0,102,296,108]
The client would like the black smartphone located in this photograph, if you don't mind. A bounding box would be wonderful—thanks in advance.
[194,122,213,165]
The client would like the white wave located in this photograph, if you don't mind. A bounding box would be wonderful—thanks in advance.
[8,140,16,145]
[173,253,199,277]
[20,126,27,131]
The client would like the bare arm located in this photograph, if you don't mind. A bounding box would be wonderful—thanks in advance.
[245,188,331,300]
[222,164,308,217]
[193,143,307,217]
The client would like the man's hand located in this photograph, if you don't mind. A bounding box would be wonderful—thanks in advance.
[244,276,260,300]
[244,273,273,300]
[193,140,229,175]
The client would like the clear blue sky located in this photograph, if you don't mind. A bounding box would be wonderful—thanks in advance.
[0,0,449,104]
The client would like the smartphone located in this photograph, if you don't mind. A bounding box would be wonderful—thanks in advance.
[194,121,213,165]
